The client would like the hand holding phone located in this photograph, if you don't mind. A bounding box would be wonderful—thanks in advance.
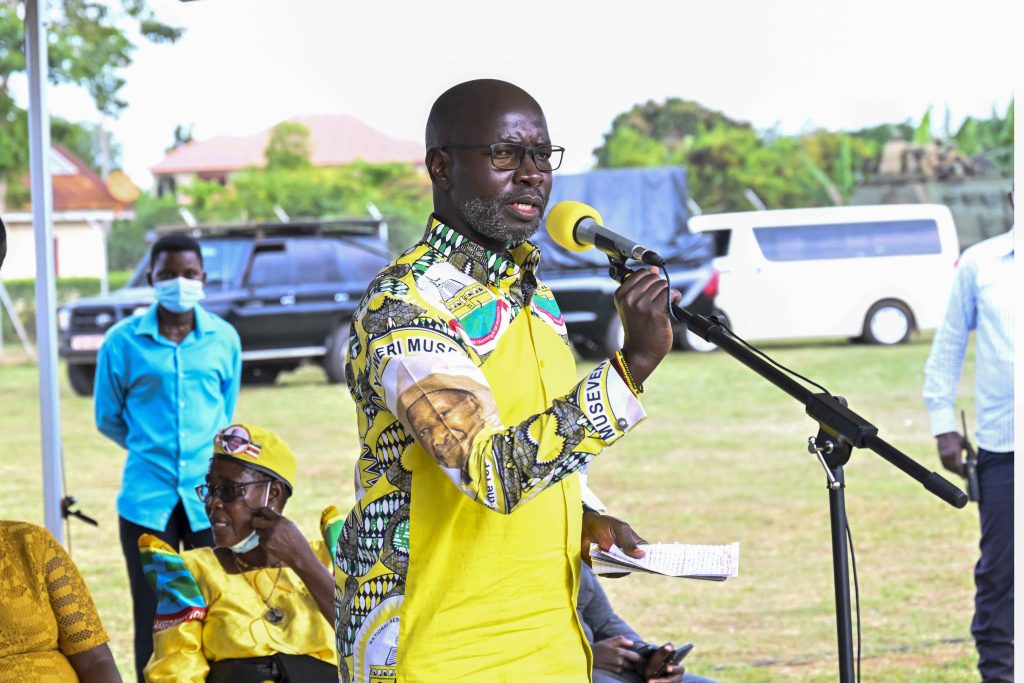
[649,641,693,679]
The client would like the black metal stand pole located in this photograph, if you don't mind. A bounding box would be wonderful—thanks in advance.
[827,466,855,682]
[666,301,968,681]
[602,256,966,680]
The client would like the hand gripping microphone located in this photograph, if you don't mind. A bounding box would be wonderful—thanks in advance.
[546,201,666,267]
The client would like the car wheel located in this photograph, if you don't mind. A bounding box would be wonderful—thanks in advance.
[323,323,350,384]
[241,365,280,386]
[67,363,96,397]
[677,310,728,352]
[862,300,914,345]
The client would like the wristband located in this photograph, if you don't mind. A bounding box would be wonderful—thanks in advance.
[612,350,643,396]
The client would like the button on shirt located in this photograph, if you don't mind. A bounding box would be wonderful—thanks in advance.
[924,228,1015,452]
[95,304,242,531]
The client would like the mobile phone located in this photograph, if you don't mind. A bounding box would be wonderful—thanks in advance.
[629,643,658,675]
[651,642,694,678]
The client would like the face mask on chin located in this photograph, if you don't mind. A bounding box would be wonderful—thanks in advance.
[154,277,205,313]
[227,530,260,554]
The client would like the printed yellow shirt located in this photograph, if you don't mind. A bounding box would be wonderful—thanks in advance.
[338,218,645,682]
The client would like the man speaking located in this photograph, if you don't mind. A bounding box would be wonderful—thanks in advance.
[335,79,681,682]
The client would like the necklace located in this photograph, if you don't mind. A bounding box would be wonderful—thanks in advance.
[231,553,285,624]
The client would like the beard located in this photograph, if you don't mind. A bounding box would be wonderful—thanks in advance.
[459,191,545,245]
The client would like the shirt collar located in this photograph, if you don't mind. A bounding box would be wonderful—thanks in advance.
[134,302,210,340]
[423,216,541,288]
[991,225,1015,256]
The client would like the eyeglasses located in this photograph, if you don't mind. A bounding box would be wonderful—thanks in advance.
[437,143,565,171]
[196,479,273,504]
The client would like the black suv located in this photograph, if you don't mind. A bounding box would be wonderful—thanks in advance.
[57,219,391,396]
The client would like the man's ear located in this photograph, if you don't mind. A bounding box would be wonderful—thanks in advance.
[146,270,154,287]
[425,148,451,190]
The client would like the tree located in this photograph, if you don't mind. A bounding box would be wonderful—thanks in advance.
[51,117,123,173]
[593,98,747,168]
[179,161,432,253]
[954,99,1014,175]
[593,96,1014,211]
[264,121,312,170]
[167,123,194,152]
[107,191,179,270]
[0,0,182,194]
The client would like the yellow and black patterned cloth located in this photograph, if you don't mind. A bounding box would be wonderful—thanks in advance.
[0,521,109,681]
[337,218,646,682]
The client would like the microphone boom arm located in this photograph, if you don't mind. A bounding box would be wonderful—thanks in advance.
[669,299,967,508]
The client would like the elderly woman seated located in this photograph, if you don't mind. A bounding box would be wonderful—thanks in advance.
[139,424,336,682]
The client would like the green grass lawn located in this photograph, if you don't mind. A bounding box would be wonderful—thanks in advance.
[1,336,980,681]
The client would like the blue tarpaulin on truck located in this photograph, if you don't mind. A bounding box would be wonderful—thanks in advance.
[535,166,711,270]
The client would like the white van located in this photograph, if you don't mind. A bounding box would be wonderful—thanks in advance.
[687,204,960,346]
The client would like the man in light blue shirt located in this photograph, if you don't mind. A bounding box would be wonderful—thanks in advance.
[95,233,241,682]
[923,218,1014,683]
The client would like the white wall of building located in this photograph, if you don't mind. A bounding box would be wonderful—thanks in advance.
[2,217,107,280]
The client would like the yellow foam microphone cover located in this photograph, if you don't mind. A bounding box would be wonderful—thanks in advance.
[546,200,603,252]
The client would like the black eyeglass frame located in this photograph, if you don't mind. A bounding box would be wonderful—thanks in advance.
[436,143,565,171]
[196,478,274,504]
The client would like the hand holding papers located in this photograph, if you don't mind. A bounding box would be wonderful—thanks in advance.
[590,542,739,580]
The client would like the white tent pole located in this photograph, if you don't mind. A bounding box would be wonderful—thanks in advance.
[25,0,66,543]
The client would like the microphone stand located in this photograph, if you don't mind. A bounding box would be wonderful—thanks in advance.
[606,255,967,682]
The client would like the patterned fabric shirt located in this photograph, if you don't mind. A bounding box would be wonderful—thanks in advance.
[0,521,109,681]
[924,228,1015,452]
[336,218,645,682]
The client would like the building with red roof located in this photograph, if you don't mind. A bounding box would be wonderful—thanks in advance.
[0,145,135,280]
[150,114,423,195]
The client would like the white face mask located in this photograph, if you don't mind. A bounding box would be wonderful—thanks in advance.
[228,530,261,554]
[154,276,205,313]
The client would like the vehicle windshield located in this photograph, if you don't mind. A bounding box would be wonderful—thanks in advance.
[127,238,250,290]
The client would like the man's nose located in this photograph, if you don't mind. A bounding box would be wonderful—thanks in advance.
[432,427,453,446]
[513,151,545,186]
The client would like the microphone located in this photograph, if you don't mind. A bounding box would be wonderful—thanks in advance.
[546,201,666,267]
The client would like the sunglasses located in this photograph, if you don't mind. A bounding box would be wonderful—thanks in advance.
[195,479,273,505]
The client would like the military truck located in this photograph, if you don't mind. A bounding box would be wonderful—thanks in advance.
[852,139,1013,250]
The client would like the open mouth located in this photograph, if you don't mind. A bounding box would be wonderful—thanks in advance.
[506,198,542,220]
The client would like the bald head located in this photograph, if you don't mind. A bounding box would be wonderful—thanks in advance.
[426,79,545,149]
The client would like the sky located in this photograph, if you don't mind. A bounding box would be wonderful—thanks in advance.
[25,0,1019,188]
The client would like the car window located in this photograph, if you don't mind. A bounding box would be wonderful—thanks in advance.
[200,239,250,290]
[706,229,732,257]
[336,239,389,283]
[753,219,942,261]
[289,239,343,284]
[249,246,295,287]
[125,237,250,290]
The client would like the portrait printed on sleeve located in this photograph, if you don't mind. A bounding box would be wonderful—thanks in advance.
[395,374,501,469]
